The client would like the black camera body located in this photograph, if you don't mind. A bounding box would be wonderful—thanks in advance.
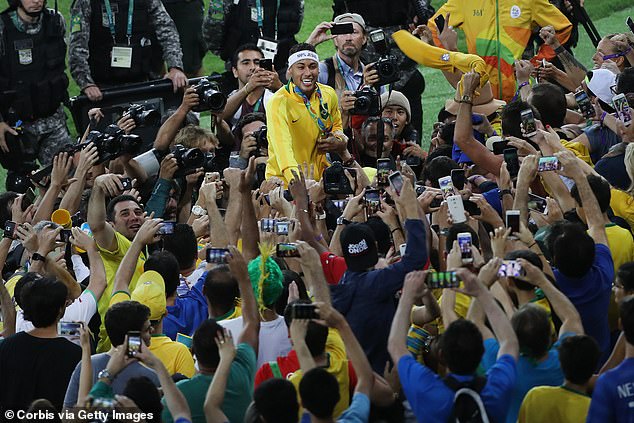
[86,124,142,164]
[351,86,380,116]
[250,125,268,158]
[323,161,355,195]
[171,144,216,176]
[369,29,400,86]
[125,104,161,127]
[191,79,227,113]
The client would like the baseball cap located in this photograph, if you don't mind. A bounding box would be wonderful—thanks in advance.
[340,223,378,272]
[586,69,618,105]
[131,270,166,321]
[381,91,411,121]
[333,13,366,31]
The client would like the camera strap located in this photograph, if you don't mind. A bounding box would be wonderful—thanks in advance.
[103,0,134,45]
[288,82,333,135]
[254,0,280,39]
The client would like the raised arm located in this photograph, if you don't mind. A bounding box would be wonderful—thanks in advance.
[76,325,93,406]
[60,144,99,214]
[199,180,229,248]
[238,158,260,261]
[388,271,428,363]
[289,319,317,373]
[153,88,199,151]
[33,153,72,224]
[227,246,259,350]
[222,168,243,246]
[88,174,125,251]
[296,242,330,304]
[513,155,538,226]
[203,329,235,423]
[70,228,107,301]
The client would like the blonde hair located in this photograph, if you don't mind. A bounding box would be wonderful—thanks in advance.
[174,125,218,149]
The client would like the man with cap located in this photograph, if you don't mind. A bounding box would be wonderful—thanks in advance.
[331,179,428,372]
[265,42,346,183]
[381,90,427,165]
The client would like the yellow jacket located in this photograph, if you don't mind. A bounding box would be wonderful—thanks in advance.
[265,82,343,183]
[429,0,572,102]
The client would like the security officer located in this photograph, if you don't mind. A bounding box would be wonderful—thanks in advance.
[333,0,432,141]
[69,0,188,102]
[203,0,303,87]
[0,0,74,191]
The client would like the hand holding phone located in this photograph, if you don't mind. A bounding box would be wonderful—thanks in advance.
[207,248,230,264]
[277,243,300,258]
[506,210,520,234]
[425,271,460,289]
[458,232,473,264]
[388,172,404,196]
[520,109,537,137]
[127,331,142,357]
[330,22,354,35]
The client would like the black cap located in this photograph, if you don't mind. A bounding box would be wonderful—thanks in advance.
[340,223,378,272]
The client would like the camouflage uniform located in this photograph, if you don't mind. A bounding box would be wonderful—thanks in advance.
[0,10,73,167]
[68,0,184,91]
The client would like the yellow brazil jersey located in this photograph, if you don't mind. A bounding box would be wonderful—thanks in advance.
[429,0,572,102]
[610,189,634,234]
[265,82,343,184]
[518,385,590,423]
[149,335,196,378]
[605,223,634,275]
[96,231,146,353]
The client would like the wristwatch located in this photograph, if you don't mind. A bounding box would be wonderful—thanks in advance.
[31,252,46,263]
[459,94,473,104]
[191,205,207,217]
[316,212,327,220]
[97,368,114,384]
[336,216,352,226]
[499,189,513,200]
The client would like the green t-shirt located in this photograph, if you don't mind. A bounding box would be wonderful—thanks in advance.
[162,343,256,423]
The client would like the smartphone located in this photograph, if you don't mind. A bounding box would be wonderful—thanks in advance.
[451,169,466,190]
[277,243,300,258]
[120,177,132,190]
[58,229,72,243]
[58,321,82,336]
[364,189,381,216]
[434,14,446,31]
[415,184,426,196]
[627,16,634,34]
[520,109,537,137]
[447,194,467,223]
[425,271,460,289]
[126,331,142,358]
[176,333,193,349]
[506,210,521,234]
[613,93,632,127]
[498,260,525,278]
[438,175,456,198]
[21,188,36,211]
[259,58,273,71]
[275,220,289,236]
[528,193,548,213]
[399,243,407,256]
[376,158,392,186]
[574,90,596,119]
[157,221,176,236]
[3,220,17,239]
[206,248,230,264]
[388,171,405,196]
[457,232,473,264]
[330,22,354,35]
[260,218,275,232]
[537,156,560,172]
[492,140,510,155]
[503,148,520,178]
[291,303,318,319]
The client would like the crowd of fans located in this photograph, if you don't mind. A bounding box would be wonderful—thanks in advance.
[1,0,634,422]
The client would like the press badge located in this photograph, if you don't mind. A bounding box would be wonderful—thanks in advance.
[111,46,132,68]
[257,38,278,60]
[250,6,258,22]
[14,39,33,65]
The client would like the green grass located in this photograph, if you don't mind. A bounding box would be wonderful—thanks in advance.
[2,0,634,187]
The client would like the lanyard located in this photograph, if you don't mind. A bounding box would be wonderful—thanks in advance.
[255,0,280,39]
[335,56,352,92]
[104,0,134,45]
[287,82,333,134]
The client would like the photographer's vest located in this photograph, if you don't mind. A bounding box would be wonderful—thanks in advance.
[88,0,154,85]
[0,9,68,121]
[221,0,300,65]
[339,0,409,27]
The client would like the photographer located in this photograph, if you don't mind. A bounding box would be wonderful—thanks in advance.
[231,112,268,169]
[381,90,426,164]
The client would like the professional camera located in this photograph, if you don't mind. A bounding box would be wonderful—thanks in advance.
[191,78,227,113]
[171,144,216,176]
[250,125,268,158]
[125,103,161,127]
[351,86,380,116]
[85,124,142,164]
[369,29,400,86]
[323,161,355,195]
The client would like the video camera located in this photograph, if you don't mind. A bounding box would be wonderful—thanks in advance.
[351,86,380,116]
[191,78,227,113]
[250,125,268,158]
[171,144,216,176]
[125,104,161,127]
[323,161,356,195]
[369,29,400,86]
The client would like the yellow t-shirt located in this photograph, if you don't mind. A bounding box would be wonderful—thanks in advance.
[265,82,343,183]
[610,189,634,232]
[149,335,196,378]
[96,231,146,353]
[605,223,634,274]
[518,386,590,423]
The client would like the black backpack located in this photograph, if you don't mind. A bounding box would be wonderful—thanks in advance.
[444,375,490,423]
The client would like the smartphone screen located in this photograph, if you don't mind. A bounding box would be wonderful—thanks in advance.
[120,177,132,190]
[451,169,466,190]
[438,175,455,198]
[528,193,547,213]
[157,221,176,235]
[364,189,381,216]
[613,93,632,127]
[58,321,82,336]
[330,22,354,35]
[260,218,275,232]
[3,220,17,239]
[506,210,520,233]
[537,156,560,172]
[291,303,318,319]
[425,271,460,289]
[574,91,596,119]
[503,148,520,178]
[275,221,289,235]
[389,172,404,196]
[377,159,392,186]
[127,331,142,357]
[520,109,537,137]
[457,232,473,264]
[206,248,230,264]
[498,260,524,278]
[277,243,300,258]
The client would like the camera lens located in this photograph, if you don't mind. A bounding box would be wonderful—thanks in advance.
[202,89,227,112]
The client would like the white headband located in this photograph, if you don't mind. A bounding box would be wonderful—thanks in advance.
[288,50,319,68]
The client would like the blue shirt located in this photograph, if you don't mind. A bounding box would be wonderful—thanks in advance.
[398,354,517,423]
[584,123,621,164]
[319,55,365,91]
[163,272,209,340]
[330,219,427,373]
[554,244,614,356]
[482,332,575,423]
[338,393,370,423]
[586,357,634,423]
